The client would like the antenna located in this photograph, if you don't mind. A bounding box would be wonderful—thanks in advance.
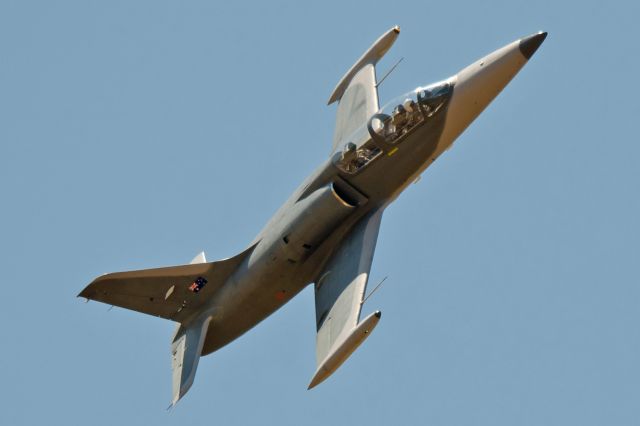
[361,276,388,305]
[376,58,404,88]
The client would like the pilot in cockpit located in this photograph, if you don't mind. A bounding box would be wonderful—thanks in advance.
[403,98,418,127]
[418,90,433,114]
[391,104,408,132]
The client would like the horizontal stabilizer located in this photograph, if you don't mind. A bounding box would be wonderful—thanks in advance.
[78,244,256,323]
[171,314,212,406]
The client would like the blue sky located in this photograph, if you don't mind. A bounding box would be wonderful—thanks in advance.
[1,1,639,425]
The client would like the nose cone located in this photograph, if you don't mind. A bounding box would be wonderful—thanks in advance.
[519,31,548,59]
[438,31,547,146]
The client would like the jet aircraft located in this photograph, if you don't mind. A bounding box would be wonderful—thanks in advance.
[79,26,547,405]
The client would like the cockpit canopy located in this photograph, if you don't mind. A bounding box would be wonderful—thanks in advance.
[370,80,453,144]
[333,80,453,174]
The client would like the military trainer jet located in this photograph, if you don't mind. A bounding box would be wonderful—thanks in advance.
[79,26,547,405]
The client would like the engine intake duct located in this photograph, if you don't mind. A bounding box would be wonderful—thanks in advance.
[282,181,367,261]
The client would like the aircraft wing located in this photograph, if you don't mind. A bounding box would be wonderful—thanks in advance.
[78,244,256,323]
[330,65,378,153]
[310,210,383,388]
[328,26,400,152]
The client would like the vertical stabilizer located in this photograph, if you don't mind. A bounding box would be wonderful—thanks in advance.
[170,315,212,406]
[190,251,207,264]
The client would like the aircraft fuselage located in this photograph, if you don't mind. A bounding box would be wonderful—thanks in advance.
[78,29,547,404]
[200,33,545,354]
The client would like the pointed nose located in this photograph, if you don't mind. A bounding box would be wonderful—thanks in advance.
[519,31,548,59]
[438,31,547,146]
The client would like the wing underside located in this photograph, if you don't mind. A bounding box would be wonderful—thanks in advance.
[331,65,378,152]
[329,26,400,153]
[312,210,383,386]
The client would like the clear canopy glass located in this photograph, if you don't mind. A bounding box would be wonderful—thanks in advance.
[371,80,453,144]
[333,80,453,174]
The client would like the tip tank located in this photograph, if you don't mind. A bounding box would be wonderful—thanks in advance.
[308,310,381,389]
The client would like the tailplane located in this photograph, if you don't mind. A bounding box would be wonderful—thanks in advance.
[79,244,258,405]
[170,314,212,406]
[78,244,255,323]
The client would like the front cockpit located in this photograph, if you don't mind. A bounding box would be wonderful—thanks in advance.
[333,140,383,174]
[333,80,453,175]
[370,80,453,145]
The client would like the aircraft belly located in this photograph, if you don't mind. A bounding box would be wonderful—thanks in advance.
[200,228,339,355]
[200,188,379,356]
[201,282,307,355]
[199,95,452,357]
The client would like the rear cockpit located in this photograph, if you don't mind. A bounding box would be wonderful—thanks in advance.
[333,139,383,174]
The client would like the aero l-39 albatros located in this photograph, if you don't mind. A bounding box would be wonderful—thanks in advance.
[79,27,547,405]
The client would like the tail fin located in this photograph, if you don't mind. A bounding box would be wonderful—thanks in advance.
[189,251,207,265]
[170,315,212,406]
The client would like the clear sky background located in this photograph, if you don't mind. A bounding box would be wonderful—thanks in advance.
[1,1,639,425]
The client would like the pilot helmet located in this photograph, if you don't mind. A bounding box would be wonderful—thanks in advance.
[344,142,357,152]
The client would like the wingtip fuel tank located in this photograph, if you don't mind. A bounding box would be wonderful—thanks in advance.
[308,311,382,390]
[328,25,401,105]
